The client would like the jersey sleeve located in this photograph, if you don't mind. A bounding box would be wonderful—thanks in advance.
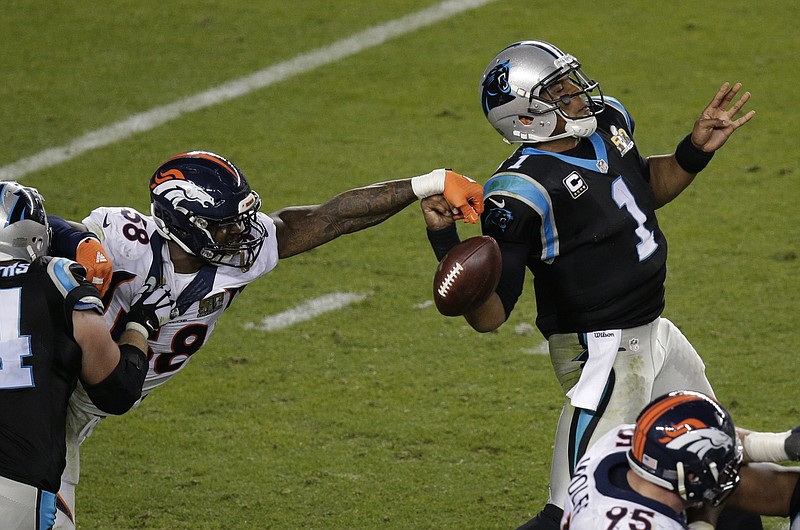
[245,212,279,278]
[481,173,547,317]
[36,256,104,336]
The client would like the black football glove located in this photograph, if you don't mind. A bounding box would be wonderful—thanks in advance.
[126,282,174,339]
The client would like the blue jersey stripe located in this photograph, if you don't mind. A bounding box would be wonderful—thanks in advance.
[485,173,558,262]
[50,258,81,292]
[522,133,609,173]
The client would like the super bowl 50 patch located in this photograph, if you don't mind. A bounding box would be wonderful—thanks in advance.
[611,125,634,157]
[198,292,225,317]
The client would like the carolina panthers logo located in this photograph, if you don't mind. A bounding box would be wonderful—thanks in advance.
[485,207,513,232]
[152,179,217,209]
[660,419,733,459]
[481,60,515,116]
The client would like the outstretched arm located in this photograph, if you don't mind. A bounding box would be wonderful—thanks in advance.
[648,82,756,208]
[271,171,483,258]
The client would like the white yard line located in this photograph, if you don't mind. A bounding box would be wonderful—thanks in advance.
[1,0,496,180]
[244,292,370,331]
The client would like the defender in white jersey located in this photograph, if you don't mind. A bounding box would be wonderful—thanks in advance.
[47,150,485,528]
[561,391,800,530]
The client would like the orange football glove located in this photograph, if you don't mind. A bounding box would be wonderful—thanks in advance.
[442,170,484,224]
[75,237,112,296]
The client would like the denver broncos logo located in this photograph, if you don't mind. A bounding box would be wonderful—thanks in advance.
[658,418,708,443]
[150,169,187,189]
[152,180,217,209]
[481,60,515,116]
[660,420,733,459]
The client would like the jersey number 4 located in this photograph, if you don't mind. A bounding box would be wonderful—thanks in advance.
[0,288,35,389]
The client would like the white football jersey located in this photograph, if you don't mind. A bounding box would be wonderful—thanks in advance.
[561,425,689,530]
[71,206,279,416]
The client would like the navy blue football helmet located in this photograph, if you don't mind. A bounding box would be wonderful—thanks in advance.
[479,40,605,144]
[150,151,266,269]
[627,390,742,506]
[0,181,50,262]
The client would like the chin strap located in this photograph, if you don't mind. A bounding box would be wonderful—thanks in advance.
[565,116,598,138]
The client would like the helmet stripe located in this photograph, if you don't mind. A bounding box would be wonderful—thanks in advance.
[168,151,241,180]
[632,393,706,459]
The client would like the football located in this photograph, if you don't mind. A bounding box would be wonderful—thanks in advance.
[433,236,502,317]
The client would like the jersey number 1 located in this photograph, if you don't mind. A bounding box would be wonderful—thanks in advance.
[611,177,658,261]
[0,288,35,389]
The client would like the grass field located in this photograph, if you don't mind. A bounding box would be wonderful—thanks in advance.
[2,1,799,528]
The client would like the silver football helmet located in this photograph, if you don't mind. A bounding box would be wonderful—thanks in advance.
[479,40,604,144]
[0,181,50,262]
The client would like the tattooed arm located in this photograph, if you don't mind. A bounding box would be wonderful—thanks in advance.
[269,180,419,259]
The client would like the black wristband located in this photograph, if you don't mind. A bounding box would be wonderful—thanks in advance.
[427,225,460,262]
[674,134,714,173]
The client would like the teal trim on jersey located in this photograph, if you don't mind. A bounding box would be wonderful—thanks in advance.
[603,96,632,130]
[521,132,609,173]
[39,490,57,530]
[573,408,596,469]
[50,257,80,292]
[484,173,557,262]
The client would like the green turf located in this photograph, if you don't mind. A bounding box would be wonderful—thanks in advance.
[2,0,799,528]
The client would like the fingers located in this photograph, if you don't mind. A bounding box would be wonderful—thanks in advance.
[732,109,756,128]
[442,170,485,225]
[708,82,752,116]
[75,237,113,296]
[458,204,480,224]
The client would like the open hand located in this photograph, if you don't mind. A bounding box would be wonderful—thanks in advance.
[691,82,756,152]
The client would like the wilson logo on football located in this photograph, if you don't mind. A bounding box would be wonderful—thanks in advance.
[436,262,464,298]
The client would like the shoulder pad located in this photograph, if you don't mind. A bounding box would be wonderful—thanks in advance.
[601,96,634,132]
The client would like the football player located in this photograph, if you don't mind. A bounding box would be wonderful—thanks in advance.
[0,182,169,530]
[560,391,800,529]
[421,40,756,529]
[47,151,484,529]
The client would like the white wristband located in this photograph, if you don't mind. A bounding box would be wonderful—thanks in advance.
[743,431,790,462]
[411,168,446,199]
[125,321,150,340]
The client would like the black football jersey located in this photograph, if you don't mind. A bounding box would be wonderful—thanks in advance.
[0,257,102,492]
[482,97,667,337]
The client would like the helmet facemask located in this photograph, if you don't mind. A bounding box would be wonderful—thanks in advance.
[528,61,605,142]
[191,195,266,269]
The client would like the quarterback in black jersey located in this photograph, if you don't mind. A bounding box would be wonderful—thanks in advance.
[423,40,756,530]
[0,182,168,530]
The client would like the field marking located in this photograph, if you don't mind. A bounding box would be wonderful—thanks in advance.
[244,292,370,331]
[1,0,497,180]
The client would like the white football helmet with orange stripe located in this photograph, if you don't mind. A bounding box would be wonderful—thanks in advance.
[627,390,742,506]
